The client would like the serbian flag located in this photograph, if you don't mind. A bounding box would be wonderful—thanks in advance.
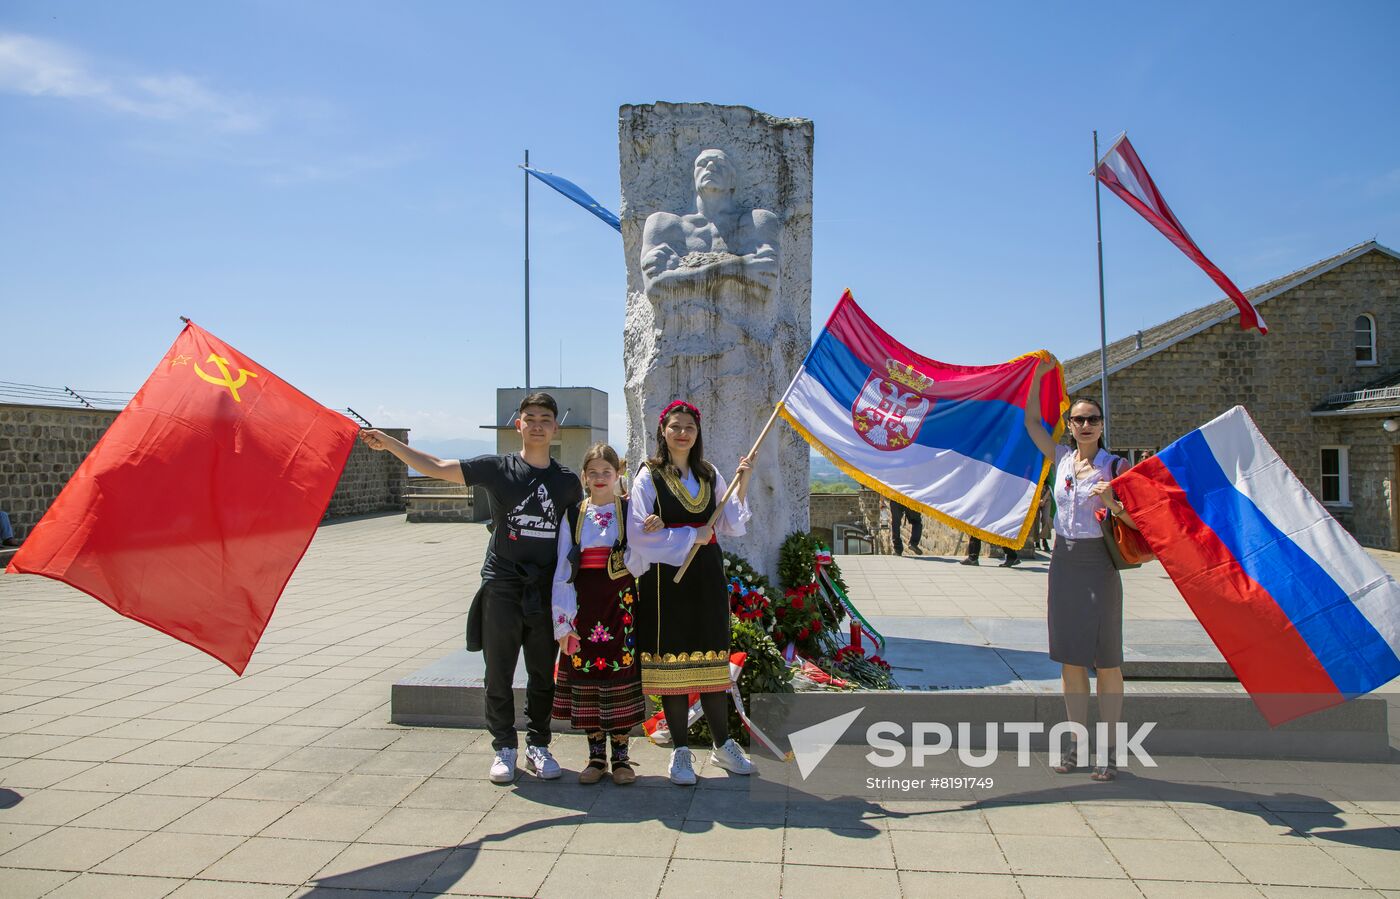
[778,290,1068,547]
[5,322,358,674]
[1113,406,1400,725]
[1095,134,1267,334]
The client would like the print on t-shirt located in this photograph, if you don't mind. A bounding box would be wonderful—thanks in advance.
[505,481,560,541]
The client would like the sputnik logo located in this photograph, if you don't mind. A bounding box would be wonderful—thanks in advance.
[787,707,863,780]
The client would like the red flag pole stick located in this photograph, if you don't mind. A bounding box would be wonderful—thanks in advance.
[671,401,784,583]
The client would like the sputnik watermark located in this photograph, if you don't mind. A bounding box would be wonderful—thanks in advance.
[787,707,1156,781]
[865,721,1157,770]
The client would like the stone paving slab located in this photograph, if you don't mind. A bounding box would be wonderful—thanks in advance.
[0,513,1397,897]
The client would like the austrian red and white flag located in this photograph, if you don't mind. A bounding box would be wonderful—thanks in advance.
[1095,134,1267,334]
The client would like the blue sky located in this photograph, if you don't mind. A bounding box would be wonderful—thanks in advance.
[3,1,1397,452]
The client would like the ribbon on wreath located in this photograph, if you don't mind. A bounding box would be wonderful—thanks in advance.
[814,547,885,652]
[643,652,791,760]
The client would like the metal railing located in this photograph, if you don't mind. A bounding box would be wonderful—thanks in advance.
[1322,386,1400,405]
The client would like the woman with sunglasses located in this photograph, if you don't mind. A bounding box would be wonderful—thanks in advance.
[1025,358,1140,781]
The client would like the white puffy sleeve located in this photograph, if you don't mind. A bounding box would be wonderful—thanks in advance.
[620,509,648,578]
[550,518,577,640]
[626,467,698,568]
[711,467,752,537]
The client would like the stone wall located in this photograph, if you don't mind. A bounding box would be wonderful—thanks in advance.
[0,404,406,539]
[808,492,864,550]
[0,405,119,538]
[1074,249,1400,549]
[325,429,410,518]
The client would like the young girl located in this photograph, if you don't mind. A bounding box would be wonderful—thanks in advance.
[550,444,647,785]
[627,400,755,785]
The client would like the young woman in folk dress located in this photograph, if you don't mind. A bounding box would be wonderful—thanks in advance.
[627,400,755,785]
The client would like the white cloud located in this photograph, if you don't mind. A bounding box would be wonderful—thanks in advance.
[0,31,262,133]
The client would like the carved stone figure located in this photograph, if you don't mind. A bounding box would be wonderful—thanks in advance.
[641,149,780,296]
[620,103,813,577]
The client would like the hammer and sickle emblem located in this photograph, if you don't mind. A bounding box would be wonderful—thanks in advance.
[194,354,259,402]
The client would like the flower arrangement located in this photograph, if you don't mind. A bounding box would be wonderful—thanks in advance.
[776,531,897,690]
[832,643,895,689]
[724,551,774,630]
[773,532,846,659]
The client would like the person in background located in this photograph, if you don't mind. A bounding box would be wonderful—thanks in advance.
[890,498,923,556]
[961,535,1020,567]
[0,510,21,547]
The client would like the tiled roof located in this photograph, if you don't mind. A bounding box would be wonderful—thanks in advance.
[1064,240,1399,390]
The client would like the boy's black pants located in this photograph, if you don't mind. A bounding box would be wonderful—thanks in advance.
[480,584,557,751]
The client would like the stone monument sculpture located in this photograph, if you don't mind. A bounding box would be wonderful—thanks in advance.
[621,103,813,577]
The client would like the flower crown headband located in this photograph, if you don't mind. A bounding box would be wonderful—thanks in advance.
[658,400,701,424]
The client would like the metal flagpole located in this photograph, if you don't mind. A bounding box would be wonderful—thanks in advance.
[1093,130,1111,447]
[524,149,531,389]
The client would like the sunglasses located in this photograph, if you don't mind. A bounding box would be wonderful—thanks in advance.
[1069,415,1103,426]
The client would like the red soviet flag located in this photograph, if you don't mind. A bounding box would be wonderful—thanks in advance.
[6,322,358,674]
[1095,134,1268,334]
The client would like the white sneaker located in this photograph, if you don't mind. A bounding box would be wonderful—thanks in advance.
[489,747,517,784]
[710,738,753,775]
[524,744,561,780]
[668,746,697,785]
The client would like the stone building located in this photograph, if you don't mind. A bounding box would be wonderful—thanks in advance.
[1065,239,1400,549]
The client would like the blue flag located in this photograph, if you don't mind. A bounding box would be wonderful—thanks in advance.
[522,166,621,232]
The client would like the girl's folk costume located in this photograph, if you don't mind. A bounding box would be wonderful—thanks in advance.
[550,498,647,751]
[627,462,751,696]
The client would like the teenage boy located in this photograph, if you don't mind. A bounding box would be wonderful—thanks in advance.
[361,392,582,783]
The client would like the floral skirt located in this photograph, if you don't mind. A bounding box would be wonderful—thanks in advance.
[552,568,644,730]
[551,662,646,731]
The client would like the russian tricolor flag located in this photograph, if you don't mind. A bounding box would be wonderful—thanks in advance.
[1114,406,1400,724]
[778,290,1067,547]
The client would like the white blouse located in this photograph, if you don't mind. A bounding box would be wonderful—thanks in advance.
[625,464,752,569]
[550,501,645,639]
[1052,445,1122,540]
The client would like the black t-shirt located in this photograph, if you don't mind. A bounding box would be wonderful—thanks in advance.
[460,453,582,584]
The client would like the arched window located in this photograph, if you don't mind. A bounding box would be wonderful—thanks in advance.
[1355,313,1377,365]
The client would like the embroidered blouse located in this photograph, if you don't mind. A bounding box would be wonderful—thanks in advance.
[550,501,645,640]
[625,464,752,569]
[1052,445,1122,540]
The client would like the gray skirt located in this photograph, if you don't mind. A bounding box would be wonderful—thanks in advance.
[1047,536,1123,668]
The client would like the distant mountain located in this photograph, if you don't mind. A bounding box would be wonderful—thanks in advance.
[809,452,859,490]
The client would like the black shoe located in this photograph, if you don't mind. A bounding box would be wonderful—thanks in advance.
[909,546,921,555]
[1000,556,1020,568]
[892,547,904,556]
[959,557,978,566]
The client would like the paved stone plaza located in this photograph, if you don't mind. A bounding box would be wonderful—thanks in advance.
[2,514,1398,897]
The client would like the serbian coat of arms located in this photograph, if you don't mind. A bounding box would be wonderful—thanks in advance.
[851,358,935,451]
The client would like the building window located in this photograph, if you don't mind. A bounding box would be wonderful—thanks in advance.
[1320,446,1350,505]
[1355,314,1377,365]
